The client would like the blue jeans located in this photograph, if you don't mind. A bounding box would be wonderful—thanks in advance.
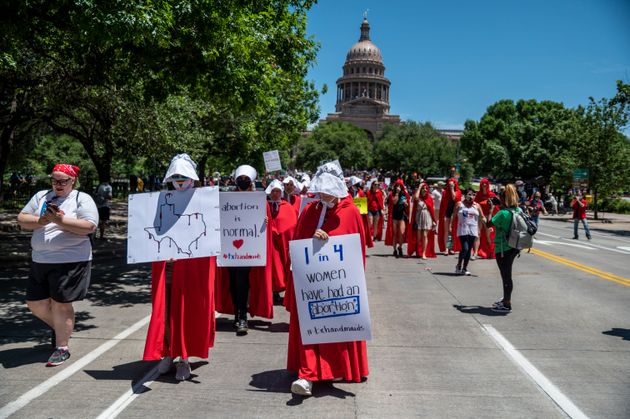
[573,218,591,239]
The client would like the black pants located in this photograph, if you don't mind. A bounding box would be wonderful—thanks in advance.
[457,235,476,269]
[495,248,519,303]
[228,267,251,320]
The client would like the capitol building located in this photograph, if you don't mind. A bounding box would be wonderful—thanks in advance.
[323,17,462,141]
[323,17,400,140]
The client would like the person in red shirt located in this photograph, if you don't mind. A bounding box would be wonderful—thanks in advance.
[571,194,592,240]
[366,180,384,242]
[408,182,437,259]
[266,179,297,303]
[286,161,369,397]
[474,178,499,259]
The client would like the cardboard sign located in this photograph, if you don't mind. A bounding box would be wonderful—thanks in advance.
[127,187,221,264]
[263,150,282,172]
[353,197,368,215]
[218,191,267,266]
[289,233,372,344]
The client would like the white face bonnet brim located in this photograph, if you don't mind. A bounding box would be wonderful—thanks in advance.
[163,153,199,182]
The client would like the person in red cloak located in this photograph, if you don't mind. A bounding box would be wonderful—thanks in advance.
[438,177,462,255]
[143,154,215,381]
[286,162,369,397]
[385,179,410,257]
[214,165,274,336]
[266,180,297,303]
[349,176,374,248]
[407,182,437,259]
[474,178,499,259]
[366,180,384,243]
[282,176,302,213]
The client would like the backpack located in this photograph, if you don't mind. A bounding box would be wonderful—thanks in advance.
[507,208,537,250]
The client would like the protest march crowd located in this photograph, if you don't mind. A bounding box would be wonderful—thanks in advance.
[16,154,592,397]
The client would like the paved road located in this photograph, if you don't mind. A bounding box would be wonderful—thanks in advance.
[0,218,629,418]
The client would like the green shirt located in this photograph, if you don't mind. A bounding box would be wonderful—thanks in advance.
[492,207,521,253]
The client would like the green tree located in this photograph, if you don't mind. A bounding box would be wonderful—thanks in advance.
[373,121,457,177]
[573,81,630,218]
[295,122,372,171]
[1,1,319,182]
[461,99,576,186]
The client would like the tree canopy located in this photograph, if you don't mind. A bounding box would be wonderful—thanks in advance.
[295,121,372,171]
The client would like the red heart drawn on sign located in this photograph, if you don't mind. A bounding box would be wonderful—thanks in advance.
[233,239,244,249]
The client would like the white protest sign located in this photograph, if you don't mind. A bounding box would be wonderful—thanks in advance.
[298,196,318,215]
[218,191,268,266]
[263,150,282,172]
[384,177,391,186]
[127,187,221,264]
[289,233,372,345]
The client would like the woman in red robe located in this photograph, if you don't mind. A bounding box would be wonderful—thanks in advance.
[285,162,369,397]
[407,182,437,258]
[143,154,215,381]
[215,165,274,336]
[474,178,498,259]
[282,176,302,213]
[438,177,462,255]
[266,180,297,301]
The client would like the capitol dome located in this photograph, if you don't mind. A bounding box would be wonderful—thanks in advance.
[345,19,383,63]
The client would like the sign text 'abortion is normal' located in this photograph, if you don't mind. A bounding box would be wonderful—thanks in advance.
[289,233,372,345]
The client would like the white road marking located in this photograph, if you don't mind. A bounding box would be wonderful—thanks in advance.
[482,325,589,419]
[95,364,160,419]
[0,315,151,419]
[533,239,596,250]
[537,232,630,255]
[618,246,630,252]
[96,312,223,419]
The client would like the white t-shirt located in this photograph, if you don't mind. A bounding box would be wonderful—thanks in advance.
[22,190,99,263]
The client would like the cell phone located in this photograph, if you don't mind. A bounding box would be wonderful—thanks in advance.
[46,201,59,212]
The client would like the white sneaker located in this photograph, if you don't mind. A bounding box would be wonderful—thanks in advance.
[291,378,313,396]
[455,267,462,275]
[157,356,173,374]
[175,359,191,381]
[463,270,471,276]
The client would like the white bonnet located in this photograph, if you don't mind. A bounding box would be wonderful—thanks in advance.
[308,161,348,198]
[265,179,284,195]
[234,165,257,182]
[163,153,199,182]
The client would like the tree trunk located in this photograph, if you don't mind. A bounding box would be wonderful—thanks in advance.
[593,187,598,220]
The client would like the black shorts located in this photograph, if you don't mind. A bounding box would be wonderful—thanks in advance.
[368,210,381,216]
[98,206,110,222]
[27,261,92,303]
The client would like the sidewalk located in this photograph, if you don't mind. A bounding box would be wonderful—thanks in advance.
[541,211,630,235]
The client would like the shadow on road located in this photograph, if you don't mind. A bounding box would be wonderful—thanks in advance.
[602,328,630,341]
[0,344,52,368]
[84,360,209,387]
[453,304,507,316]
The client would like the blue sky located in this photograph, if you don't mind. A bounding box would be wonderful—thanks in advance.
[306,0,630,132]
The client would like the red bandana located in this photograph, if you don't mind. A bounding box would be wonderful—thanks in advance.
[52,164,80,178]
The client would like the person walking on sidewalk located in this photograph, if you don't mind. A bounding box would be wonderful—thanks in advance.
[453,189,486,275]
[17,164,99,366]
[485,184,521,314]
[571,194,592,240]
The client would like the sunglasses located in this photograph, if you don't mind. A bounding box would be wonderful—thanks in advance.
[51,178,72,186]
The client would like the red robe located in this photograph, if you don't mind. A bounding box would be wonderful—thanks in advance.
[407,185,437,258]
[214,205,274,319]
[474,179,499,259]
[143,257,216,360]
[269,200,297,293]
[288,194,301,214]
[385,180,410,246]
[437,178,462,253]
[357,189,374,248]
[285,196,369,382]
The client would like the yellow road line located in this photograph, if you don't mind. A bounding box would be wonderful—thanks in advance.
[530,248,630,287]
